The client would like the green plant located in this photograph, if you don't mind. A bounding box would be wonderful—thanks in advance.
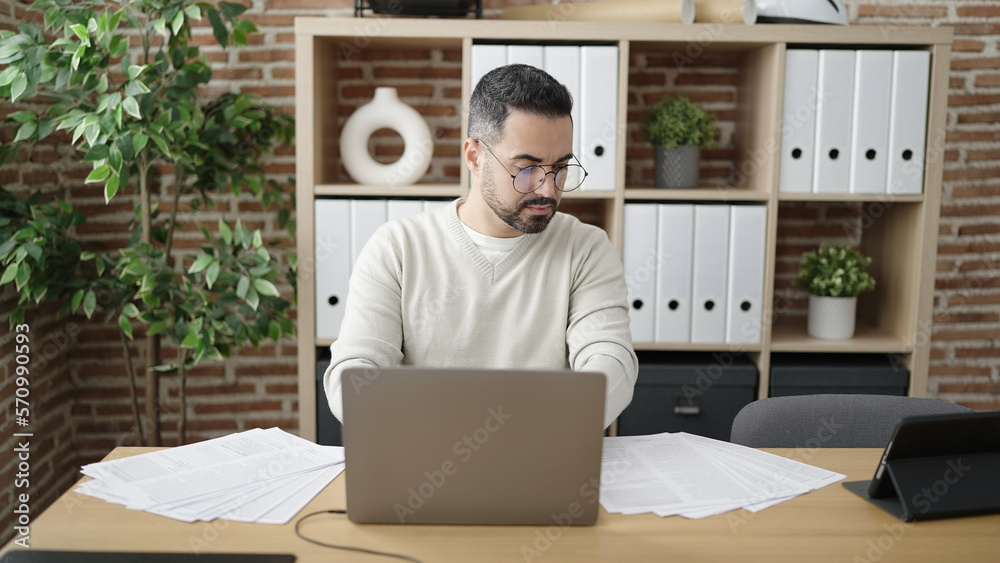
[641,95,718,149]
[796,244,876,298]
[0,0,296,445]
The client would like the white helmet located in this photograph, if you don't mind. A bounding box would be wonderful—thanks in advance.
[744,0,850,26]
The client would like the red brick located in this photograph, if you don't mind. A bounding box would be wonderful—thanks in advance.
[952,23,1000,36]
[935,276,1000,290]
[948,93,1000,107]
[949,346,1000,358]
[966,149,1000,162]
[952,185,1000,198]
[857,5,947,18]
[938,381,1000,395]
[933,328,1000,341]
[960,260,1000,273]
[957,5,1000,17]
[947,293,1000,307]
[238,50,295,63]
[929,365,993,377]
[951,39,986,53]
[933,311,1000,324]
[940,205,1000,217]
[193,400,282,414]
[957,401,1000,411]
[958,223,1000,236]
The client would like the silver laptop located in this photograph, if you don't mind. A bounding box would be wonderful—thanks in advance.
[341,366,606,525]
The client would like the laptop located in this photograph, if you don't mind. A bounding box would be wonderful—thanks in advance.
[341,366,606,525]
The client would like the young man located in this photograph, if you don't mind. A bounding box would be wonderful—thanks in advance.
[324,64,637,429]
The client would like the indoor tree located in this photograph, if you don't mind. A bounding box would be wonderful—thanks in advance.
[0,0,296,445]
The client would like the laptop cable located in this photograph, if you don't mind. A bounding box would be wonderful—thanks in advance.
[294,509,423,563]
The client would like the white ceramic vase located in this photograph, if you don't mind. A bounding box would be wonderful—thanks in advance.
[808,295,857,340]
[339,87,433,186]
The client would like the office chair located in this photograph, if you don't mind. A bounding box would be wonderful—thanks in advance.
[730,394,974,448]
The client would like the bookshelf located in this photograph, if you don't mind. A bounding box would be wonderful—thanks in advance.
[294,18,951,441]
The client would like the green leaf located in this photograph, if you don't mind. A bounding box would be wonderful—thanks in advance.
[181,332,200,348]
[188,254,213,274]
[0,263,17,285]
[9,111,35,123]
[70,289,84,312]
[86,164,110,183]
[83,289,96,318]
[122,303,140,318]
[245,286,259,310]
[23,242,41,262]
[119,313,133,340]
[104,174,120,203]
[252,229,263,248]
[11,73,28,102]
[82,144,109,162]
[122,96,140,119]
[268,320,281,341]
[253,278,279,297]
[126,64,144,80]
[205,260,220,289]
[132,132,148,153]
[70,23,88,42]
[148,320,168,336]
[219,220,232,245]
[236,275,250,299]
[185,5,202,20]
[13,121,36,143]
[207,8,228,47]
[0,66,18,87]
[171,10,184,35]
[15,261,30,289]
[153,18,167,37]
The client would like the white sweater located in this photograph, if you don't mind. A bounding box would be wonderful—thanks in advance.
[323,199,637,428]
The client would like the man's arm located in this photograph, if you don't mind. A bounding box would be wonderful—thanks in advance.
[566,229,638,428]
[323,228,405,422]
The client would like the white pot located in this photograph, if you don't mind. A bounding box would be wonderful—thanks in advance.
[807,295,857,340]
[339,87,433,186]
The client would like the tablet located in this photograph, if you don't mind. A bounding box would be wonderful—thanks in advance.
[868,410,1000,498]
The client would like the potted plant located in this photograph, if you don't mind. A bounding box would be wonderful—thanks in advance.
[0,0,295,445]
[641,95,718,189]
[795,244,876,340]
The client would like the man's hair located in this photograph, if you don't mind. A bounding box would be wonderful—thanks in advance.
[467,64,573,145]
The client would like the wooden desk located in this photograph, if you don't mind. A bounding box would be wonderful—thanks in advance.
[3,448,998,562]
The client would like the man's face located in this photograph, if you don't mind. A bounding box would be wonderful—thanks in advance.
[477,111,574,235]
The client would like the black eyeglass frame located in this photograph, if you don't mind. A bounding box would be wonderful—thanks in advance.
[476,139,588,194]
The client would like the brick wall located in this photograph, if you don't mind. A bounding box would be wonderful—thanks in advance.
[1,0,998,545]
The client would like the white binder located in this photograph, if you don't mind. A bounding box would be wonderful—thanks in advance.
[654,204,694,343]
[623,204,658,342]
[813,50,856,193]
[849,50,893,194]
[470,44,507,92]
[779,49,819,193]
[315,199,351,340]
[506,44,543,68]
[579,46,618,191]
[725,206,767,344]
[350,200,387,267]
[544,45,582,161]
[887,50,930,195]
[691,205,730,343]
[387,199,425,222]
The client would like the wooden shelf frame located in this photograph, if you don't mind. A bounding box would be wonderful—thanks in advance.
[295,18,952,440]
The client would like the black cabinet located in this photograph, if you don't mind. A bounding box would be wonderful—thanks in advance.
[618,352,758,441]
[769,353,910,397]
[316,354,344,446]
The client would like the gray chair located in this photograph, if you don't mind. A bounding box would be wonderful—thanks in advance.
[730,394,973,448]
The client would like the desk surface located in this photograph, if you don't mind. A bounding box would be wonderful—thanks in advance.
[3,448,998,562]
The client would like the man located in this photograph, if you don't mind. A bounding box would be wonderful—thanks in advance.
[324,64,637,429]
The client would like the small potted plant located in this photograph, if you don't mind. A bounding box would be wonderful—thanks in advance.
[796,244,876,340]
[642,95,718,189]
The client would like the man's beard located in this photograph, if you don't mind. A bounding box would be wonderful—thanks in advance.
[480,164,558,234]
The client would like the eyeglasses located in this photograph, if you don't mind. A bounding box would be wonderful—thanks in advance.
[477,140,588,193]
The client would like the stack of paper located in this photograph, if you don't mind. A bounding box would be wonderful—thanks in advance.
[76,427,345,524]
[600,432,845,518]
